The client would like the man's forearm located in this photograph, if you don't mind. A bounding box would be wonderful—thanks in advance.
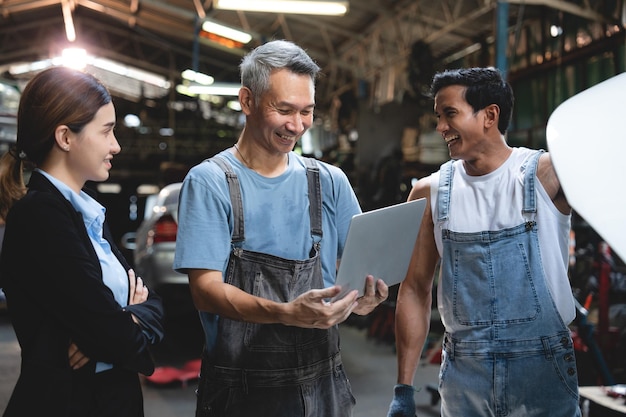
[395,286,432,385]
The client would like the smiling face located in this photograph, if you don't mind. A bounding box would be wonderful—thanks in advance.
[244,68,315,155]
[434,84,492,162]
[66,102,120,189]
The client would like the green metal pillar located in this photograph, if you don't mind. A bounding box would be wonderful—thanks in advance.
[496,1,510,78]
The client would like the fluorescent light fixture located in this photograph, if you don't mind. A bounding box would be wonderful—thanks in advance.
[179,83,241,96]
[136,184,160,195]
[159,127,175,136]
[188,83,241,96]
[96,183,122,194]
[175,84,193,96]
[61,0,76,42]
[213,0,348,16]
[181,69,214,85]
[8,60,53,75]
[201,21,252,44]
[91,57,170,89]
[8,52,170,91]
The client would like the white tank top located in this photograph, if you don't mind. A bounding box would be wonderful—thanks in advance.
[429,148,576,324]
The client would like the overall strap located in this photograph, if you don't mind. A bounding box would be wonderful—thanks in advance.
[210,155,324,244]
[210,156,245,243]
[521,150,545,219]
[437,160,455,222]
[303,157,323,241]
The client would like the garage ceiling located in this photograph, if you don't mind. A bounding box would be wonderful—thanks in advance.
[1,0,622,110]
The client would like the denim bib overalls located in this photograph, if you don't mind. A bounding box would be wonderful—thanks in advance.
[436,151,580,417]
[195,156,355,417]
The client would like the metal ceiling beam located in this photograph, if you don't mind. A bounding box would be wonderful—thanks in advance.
[423,3,495,44]
[505,0,613,23]
[2,0,618,109]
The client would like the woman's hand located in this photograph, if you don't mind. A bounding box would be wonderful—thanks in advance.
[128,269,149,305]
[127,269,149,324]
[68,342,90,370]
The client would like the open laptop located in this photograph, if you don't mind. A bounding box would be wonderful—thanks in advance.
[333,198,427,300]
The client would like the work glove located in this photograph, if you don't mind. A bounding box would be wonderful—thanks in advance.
[387,384,417,417]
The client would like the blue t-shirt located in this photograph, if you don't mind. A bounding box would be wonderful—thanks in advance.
[173,150,361,350]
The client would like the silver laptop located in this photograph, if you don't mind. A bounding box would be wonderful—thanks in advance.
[333,198,427,300]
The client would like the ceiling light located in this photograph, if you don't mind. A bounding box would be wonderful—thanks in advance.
[550,25,563,37]
[136,184,161,195]
[96,183,122,194]
[8,51,171,103]
[177,83,241,97]
[227,100,242,111]
[181,69,214,85]
[61,0,76,42]
[8,60,53,75]
[201,21,252,44]
[91,57,170,89]
[123,114,141,128]
[188,83,241,96]
[213,0,348,16]
[159,127,174,137]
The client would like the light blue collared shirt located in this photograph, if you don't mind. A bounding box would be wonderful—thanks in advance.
[37,169,128,372]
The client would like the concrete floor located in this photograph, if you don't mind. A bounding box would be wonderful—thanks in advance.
[338,324,442,417]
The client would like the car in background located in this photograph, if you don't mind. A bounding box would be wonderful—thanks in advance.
[122,182,192,316]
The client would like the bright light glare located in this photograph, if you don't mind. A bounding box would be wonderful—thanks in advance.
[214,0,348,16]
[550,25,563,37]
[227,100,242,111]
[61,48,88,69]
[124,114,141,128]
[300,130,313,154]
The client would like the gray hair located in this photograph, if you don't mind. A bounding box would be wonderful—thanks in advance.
[240,40,321,104]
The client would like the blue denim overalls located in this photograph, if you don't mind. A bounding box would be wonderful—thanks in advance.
[436,151,580,417]
[195,156,355,417]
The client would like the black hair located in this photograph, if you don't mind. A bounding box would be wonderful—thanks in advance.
[430,67,514,135]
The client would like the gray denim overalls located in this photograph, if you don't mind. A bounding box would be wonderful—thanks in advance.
[195,156,355,417]
[436,151,581,417]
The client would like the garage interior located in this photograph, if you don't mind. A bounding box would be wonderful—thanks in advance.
[1,1,623,185]
[0,1,625,413]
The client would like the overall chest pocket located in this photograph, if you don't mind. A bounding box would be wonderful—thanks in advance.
[243,266,328,352]
[224,251,329,353]
[445,237,541,326]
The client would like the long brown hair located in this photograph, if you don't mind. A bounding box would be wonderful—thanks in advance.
[0,152,25,221]
[0,66,111,219]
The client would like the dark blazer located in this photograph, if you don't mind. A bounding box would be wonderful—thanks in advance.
[0,171,164,417]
